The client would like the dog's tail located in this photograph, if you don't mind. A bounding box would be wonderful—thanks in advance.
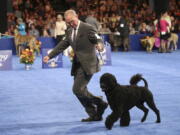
[130,74,148,88]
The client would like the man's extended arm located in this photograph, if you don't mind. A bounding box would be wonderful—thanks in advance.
[43,37,69,63]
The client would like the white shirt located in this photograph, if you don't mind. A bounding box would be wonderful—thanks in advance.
[54,21,67,37]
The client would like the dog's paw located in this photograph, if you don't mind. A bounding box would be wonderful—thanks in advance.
[105,122,113,130]
[141,118,146,122]
[141,115,147,122]
[105,118,113,130]
[156,119,161,123]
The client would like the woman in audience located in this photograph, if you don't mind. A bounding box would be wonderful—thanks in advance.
[54,14,67,43]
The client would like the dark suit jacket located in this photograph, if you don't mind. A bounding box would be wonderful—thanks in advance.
[48,21,101,75]
[117,18,129,37]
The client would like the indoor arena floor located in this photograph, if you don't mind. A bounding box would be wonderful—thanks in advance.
[0,50,180,135]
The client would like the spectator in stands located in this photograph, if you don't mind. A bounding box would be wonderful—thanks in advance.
[129,22,136,35]
[78,10,88,22]
[42,25,50,37]
[14,5,22,18]
[7,13,16,28]
[139,22,150,34]
[54,14,67,43]
[29,24,40,37]
[102,13,109,24]
[171,18,180,33]
[49,23,55,37]
[99,23,111,34]
[66,0,76,9]
[16,18,26,35]
[24,0,31,10]
[7,0,179,39]
[109,13,118,23]
[133,19,141,33]
[7,25,16,36]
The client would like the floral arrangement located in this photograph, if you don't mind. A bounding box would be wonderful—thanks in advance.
[20,48,35,64]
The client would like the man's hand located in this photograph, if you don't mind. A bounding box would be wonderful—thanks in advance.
[43,56,50,63]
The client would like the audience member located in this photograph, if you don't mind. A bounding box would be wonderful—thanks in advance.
[16,18,26,35]
[5,0,179,52]
[54,14,67,43]
[139,22,150,34]
[29,24,40,37]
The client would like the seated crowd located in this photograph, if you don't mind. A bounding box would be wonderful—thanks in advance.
[5,0,180,52]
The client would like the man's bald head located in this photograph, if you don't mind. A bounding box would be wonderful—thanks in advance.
[64,9,77,18]
[64,9,79,28]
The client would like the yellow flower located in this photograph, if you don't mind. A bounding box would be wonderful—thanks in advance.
[20,48,36,64]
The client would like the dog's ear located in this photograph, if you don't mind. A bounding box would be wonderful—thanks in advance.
[100,73,118,92]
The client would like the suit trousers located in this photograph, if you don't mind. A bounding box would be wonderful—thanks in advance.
[120,35,129,51]
[72,65,103,117]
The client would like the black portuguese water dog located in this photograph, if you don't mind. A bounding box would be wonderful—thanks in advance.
[100,73,161,130]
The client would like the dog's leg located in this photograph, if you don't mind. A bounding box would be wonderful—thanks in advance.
[159,39,166,53]
[173,40,177,50]
[148,39,153,53]
[149,44,153,53]
[167,40,172,51]
[15,44,17,56]
[18,45,22,56]
[146,43,150,53]
[146,99,161,123]
[105,112,119,130]
[158,46,162,53]
[136,104,149,122]
[120,111,130,126]
[166,40,171,53]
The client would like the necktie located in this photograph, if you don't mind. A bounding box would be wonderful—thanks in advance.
[73,28,77,42]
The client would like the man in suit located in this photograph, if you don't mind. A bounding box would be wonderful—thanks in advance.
[43,9,107,122]
[117,15,130,51]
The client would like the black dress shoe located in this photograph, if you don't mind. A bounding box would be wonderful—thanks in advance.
[97,102,108,118]
[81,116,102,122]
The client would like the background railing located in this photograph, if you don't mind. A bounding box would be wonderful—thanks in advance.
[0,34,180,55]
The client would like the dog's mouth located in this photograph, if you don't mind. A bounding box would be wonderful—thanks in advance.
[100,86,106,92]
[100,83,108,92]
[101,88,107,92]
[100,73,118,93]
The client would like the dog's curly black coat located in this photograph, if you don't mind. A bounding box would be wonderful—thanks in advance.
[100,73,161,130]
